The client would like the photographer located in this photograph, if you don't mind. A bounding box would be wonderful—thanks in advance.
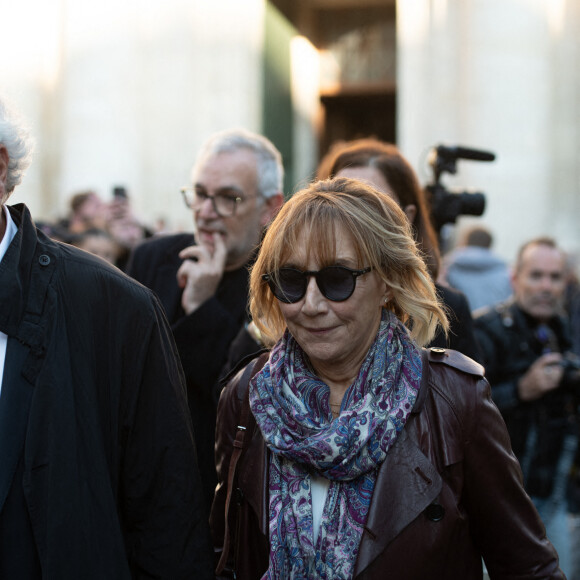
[474,237,580,578]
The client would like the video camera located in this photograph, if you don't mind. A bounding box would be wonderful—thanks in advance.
[425,145,496,233]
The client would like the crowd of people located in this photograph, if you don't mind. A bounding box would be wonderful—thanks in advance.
[1,93,579,579]
[36,187,154,271]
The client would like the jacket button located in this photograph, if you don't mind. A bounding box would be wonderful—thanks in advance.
[38,254,51,266]
[425,503,445,521]
[430,347,446,355]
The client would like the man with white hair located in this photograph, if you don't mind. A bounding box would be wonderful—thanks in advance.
[0,98,212,578]
[127,129,284,513]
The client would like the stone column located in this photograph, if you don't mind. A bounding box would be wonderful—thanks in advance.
[1,0,266,230]
[397,0,580,260]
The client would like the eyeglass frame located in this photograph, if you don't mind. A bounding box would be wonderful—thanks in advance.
[180,186,246,218]
[262,265,373,303]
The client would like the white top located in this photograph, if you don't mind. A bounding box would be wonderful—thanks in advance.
[311,473,330,544]
[0,206,18,398]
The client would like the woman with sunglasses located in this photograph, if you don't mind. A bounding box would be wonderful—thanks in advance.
[317,137,481,362]
[211,178,562,579]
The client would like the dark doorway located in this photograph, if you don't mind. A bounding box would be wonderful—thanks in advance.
[320,89,396,159]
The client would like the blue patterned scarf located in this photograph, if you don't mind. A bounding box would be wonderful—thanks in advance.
[249,310,422,579]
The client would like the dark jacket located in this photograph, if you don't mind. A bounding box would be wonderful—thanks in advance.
[474,300,578,497]
[210,348,563,579]
[0,205,212,579]
[126,233,252,513]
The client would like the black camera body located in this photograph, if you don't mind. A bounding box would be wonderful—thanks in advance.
[562,352,580,374]
[426,145,495,232]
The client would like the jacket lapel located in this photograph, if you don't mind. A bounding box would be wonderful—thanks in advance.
[354,427,442,574]
[354,348,441,575]
[0,338,34,513]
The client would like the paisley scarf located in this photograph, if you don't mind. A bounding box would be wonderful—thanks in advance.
[249,310,422,579]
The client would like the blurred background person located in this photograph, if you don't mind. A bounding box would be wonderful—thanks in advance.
[442,224,512,312]
[70,227,120,265]
[474,237,580,578]
[106,186,153,271]
[53,186,151,271]
[317,137,480,362]
[564,253,580,358]
[211,178,562,579]
[58,190,108,234]
[34,220,71,243]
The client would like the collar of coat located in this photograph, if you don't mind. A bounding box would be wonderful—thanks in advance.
[0,204,57,383]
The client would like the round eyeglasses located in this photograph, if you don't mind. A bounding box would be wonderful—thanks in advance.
[180,187,243,218]
[262,265,372,303]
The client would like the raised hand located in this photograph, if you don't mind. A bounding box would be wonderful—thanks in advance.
[177,232,228,314]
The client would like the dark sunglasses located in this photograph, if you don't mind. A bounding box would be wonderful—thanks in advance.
[262,265,372,303]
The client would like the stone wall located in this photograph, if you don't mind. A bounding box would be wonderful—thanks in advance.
[397,0,580,261]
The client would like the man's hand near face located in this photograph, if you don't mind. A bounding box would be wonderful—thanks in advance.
[177,232,228,314]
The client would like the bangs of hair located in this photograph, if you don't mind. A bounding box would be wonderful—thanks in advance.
[259,191,369,273]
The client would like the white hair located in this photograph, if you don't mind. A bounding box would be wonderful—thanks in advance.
[191,128,283,199]
[0,97,34,199]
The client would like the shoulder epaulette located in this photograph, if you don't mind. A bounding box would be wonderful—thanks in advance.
[426,347,484,377]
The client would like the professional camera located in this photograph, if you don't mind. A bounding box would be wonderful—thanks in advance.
[562,352,580,382]
[425,145,496,233]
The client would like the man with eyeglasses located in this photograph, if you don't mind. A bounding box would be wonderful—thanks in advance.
[127,128,284,515]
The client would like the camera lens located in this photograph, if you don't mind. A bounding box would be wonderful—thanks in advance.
[458,192,485,217]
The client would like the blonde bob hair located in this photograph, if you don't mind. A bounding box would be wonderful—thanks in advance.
[249,177,448,346]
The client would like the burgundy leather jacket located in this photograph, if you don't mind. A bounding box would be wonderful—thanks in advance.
[210,348,564,579]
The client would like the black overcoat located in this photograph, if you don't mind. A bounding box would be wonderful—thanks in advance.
[0,204,212,579]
